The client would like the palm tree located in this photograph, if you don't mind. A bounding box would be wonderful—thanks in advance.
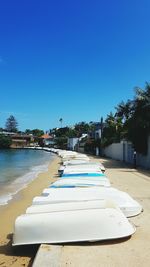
[125,82,150,154]
[115,100,133,122]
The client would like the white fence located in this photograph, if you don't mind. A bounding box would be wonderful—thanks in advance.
[103,137,150,169]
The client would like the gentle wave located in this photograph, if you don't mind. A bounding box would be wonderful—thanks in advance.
[0,162,50,206]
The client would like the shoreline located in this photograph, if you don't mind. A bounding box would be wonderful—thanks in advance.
[0,156,60,267]
[0,148,55,206]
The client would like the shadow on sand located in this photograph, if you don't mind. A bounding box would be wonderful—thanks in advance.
[0,233,132,266]
[0,233,39,267]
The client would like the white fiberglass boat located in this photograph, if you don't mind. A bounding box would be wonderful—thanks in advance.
[48,177,110,188]
[62,155,90,161]
[13,207,136,246]
[63,159,90,165]
[62,166,102,175]
[61,172,104,178]
[32,187,142,217]
[59,165,105,175]
[60,174,108,180]
[26,199,116,214]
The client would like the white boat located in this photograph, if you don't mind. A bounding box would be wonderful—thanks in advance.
[26,199,116,214]
[32,187,142,217]
[62,161,105,171]
[58,151,77,156]
[62,157,90,162]
[62,166,102,174]
[59,172,108,180]
[61,154,90,161]
[62,172,104,177]
[60,174,108,181]
[59,165,105,176]
[13,207,136,246]
[63,159,90,165]
[48,177,110,188]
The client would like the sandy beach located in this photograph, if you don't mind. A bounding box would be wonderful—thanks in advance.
[0,155,150,267]
[0,156,60,267]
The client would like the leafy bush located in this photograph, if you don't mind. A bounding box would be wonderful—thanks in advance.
[0,134,12,148]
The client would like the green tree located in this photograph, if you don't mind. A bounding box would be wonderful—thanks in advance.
[32,129,44,137]
[55,137,68,149]
[105,82,150,154]
[115,100,133,122]
[25,129,32,135]
[0,134,12,148]
[74,122,90,137]
[102,112,123,147]
[55,127,70,137]
[5,115,18,132]
[126,83,150,154]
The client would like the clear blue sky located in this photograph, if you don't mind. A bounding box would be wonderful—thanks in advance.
[0,0,150,131]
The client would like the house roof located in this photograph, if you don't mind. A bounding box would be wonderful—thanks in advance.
[41,134,52,139]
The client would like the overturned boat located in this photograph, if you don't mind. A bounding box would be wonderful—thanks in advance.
[59,164,105,175]
[13,206,136,246]
[61,173,107,178]
[33,187,142,217]
[63,159,90,165]
[49,177,110,188]
[62,167,103,175]
[61,174,106,178]
[26,199,116,214]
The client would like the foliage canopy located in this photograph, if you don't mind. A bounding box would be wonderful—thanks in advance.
[5,115,18,132]
[0,134,12,148]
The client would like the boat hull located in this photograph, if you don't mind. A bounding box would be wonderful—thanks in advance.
[33,187,142,217]
[13,208,136,246]
[49,178,110,188]
[26,199,116,214]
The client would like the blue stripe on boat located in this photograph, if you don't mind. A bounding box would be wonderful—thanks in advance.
[50,184,97,188]
[62,173,105,177]
[50,185,76,188]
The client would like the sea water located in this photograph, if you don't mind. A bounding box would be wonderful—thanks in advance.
[0,149,55,205]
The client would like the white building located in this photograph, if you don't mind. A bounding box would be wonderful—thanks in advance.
[67,138,79,150]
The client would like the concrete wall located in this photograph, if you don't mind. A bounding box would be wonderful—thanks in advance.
[103,141,135,165]
[103,142,124,161]
[67,138,79,151]
[103,136,150,169]
[77,147,85,153]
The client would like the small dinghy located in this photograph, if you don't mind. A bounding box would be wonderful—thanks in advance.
[26,199,116,214]
[49,177,110,188]
[62,172,104,177]
[63,167,103,175]
[62,155,90,161]
[63,159,90,165]
[61,173,106,178]
[13,207,136,246]
[32,187,142,217]
[59,162,105,174]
